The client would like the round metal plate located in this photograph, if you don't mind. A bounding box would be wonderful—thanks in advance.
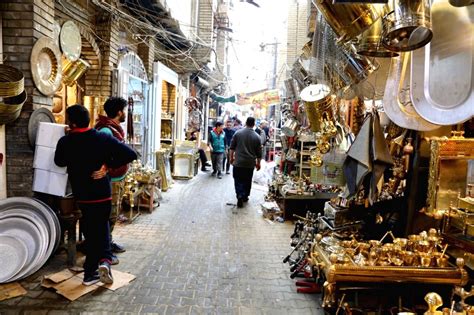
[0,210,49,279]
[30,37,62,96]
[60,21,82,62]
[0,216,42,280]
[28,108,55,148]
[0,198,60,267]
[0,234,28,283]
[34,198,61,251]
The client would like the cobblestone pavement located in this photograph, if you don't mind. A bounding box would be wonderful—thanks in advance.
[0,171,323,314]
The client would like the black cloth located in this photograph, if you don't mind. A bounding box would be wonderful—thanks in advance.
[54,129,137,202]
[80,201,113,277]
[233,167,254,199]
[230,127,262,168]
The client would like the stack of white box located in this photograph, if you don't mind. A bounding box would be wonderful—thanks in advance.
[32,122,68,196]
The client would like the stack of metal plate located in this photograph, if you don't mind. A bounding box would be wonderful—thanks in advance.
[0,197,60,283]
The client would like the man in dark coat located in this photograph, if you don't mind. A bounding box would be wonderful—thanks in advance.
[229,117,262,208]
[55,105,137,286]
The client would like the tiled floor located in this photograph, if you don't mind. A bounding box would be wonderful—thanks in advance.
[0,171,323,314]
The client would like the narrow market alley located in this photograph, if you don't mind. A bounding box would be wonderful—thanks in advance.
[0,172,323,315]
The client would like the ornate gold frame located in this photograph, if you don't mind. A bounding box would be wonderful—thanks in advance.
[426,137,474,216]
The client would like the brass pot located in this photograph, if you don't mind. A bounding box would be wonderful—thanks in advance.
[62,58,91,86]
[382,0,432,52]
[357,18,399,58]
[300,84,332,133]
[315,0,384,42]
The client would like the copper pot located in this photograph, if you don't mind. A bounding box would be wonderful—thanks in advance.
[314,0,384,42]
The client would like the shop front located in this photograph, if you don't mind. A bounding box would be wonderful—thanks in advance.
[116,51,149,163]
[268,0,474,312]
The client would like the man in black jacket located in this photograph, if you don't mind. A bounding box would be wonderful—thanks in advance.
[54,105,137,286]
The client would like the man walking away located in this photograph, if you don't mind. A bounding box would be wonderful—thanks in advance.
[209,121,226,179]
[223,119,235,174]
[94,97,129,264]
[229,117,262,208]
[55,105,137,286]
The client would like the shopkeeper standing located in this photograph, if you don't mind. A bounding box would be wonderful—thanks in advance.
[55,105,137,286]
[95,97,129,264]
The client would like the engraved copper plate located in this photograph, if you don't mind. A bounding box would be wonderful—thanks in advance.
[60,21,82,62]
[30,37,62,96]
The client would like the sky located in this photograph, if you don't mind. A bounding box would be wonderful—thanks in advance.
[227,0,289,94]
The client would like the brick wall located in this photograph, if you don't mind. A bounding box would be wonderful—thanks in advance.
[192,0,213,64]
[137,39,154,80]
[1,0,55,197]
[95,12,120,98]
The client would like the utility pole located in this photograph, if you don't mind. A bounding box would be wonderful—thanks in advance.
[260,39,279,90]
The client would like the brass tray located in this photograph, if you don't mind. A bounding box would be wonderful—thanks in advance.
[30,37,62,96]
[59,21,82,62]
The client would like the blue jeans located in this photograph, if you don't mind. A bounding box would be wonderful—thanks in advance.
[79,200,113,276]
[233,166,254,199]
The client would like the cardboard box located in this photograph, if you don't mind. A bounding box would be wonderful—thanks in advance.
[36,122,66,148]
[34,145,67,174]
[32,169,68,197]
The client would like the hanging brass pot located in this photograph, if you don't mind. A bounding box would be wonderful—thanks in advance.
[314,0,384,43]
[357,19,399,58]
[382,0,433,52]
[300,84,333,133]
[62,58,90,86]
